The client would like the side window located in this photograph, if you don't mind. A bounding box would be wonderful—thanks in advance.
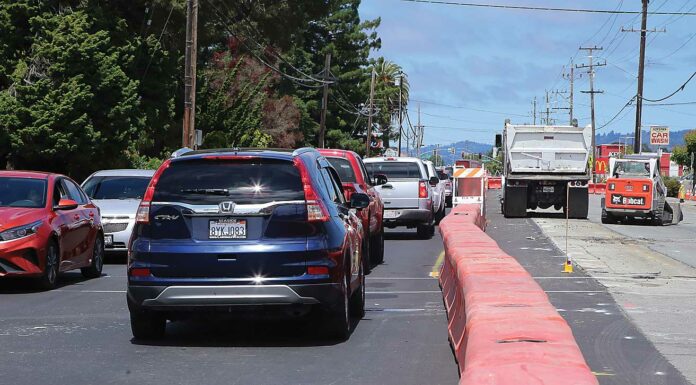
[62,180,86,204]
[357,158,372,186]
[320,168,339,203]
[53,179,68,206]
[327,168,346,205]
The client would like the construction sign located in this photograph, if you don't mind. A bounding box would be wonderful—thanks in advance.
[650,126,669,146]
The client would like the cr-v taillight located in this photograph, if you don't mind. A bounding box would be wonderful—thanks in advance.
[419,180,428,198]
[136,159,172,224]
[294,158,330,222]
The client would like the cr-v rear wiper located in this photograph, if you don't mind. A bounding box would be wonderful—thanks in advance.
[180,188,230,195]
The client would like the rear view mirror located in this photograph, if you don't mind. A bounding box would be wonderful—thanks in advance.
[350,193,370,209]
[373,174,388,186]
[54,199,78,211]
[429,176,439,186]
[495,134,502,148]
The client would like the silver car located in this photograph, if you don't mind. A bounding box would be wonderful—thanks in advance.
[82,169,155,253]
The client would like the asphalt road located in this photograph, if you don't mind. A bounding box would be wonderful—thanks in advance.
[0,228,457,385]
[485,192,692,385]
[588,194,696,268]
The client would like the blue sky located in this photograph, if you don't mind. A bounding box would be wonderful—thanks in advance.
[358,0,696,146]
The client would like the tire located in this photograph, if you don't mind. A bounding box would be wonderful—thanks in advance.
[417,224,432,239]
[370,230,385,265]
[601,210,616,224]
[37,239,59,290]
[81,235,104,279]
[325,271,350,341]
[130,311,166,340]
[350,260,365,319]
[446,196,452,208]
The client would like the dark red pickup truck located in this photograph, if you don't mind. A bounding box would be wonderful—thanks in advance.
[319,149,385,273]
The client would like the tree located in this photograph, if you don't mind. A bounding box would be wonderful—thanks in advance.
[671,145,690,167]
[373,57,409,150]
[428,154,443,167]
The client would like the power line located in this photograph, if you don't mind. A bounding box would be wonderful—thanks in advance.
[409,98,529,117]
[598,95,637,130]
[141,4,176,81]
[640,71,696,102]
[399,0,696,15]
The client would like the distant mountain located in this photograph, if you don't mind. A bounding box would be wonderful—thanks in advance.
[596,129,693,149]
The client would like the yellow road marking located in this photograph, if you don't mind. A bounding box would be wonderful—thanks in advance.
[429,250,445,278]
[591,372,616,376]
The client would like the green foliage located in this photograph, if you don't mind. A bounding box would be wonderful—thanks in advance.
[671,145,690,166]
[663,176,681,198]
[428,154,443,166]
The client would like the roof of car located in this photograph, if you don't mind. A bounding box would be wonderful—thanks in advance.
[0,170,55,179]
[174,147,317,161]
[363,156,423,163]
[317,148,360,159]
[89,169,156,177]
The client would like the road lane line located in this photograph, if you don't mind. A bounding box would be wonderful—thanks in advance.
[429,250,446,278]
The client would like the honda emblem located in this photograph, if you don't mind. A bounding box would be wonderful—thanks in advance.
[218,201,236,213]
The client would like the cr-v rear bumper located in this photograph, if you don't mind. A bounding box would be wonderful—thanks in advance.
[127,283,341,312]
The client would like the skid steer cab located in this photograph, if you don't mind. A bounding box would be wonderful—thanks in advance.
[601,154,683,226]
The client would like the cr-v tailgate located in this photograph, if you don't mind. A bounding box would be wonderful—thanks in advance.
[374,180,421,209]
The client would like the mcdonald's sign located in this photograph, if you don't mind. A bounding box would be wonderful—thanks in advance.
[595,157,609,174]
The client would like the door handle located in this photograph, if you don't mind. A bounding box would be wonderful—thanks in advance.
[382,184,393,189]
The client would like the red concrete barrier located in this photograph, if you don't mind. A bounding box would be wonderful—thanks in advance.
[438,204,598,385]
[592,183,606,194]
[487,177,502,190]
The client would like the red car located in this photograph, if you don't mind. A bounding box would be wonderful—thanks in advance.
[319,149,385,272]
[0,171,104,289]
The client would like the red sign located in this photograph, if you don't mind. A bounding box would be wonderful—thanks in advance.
[595,157,609,174]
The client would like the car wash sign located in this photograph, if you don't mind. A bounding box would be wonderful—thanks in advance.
[650,126,669,146]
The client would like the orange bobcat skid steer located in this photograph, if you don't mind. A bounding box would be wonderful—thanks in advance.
[601,154,683,226]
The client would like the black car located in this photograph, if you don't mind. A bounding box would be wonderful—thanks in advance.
[127,148,370,340]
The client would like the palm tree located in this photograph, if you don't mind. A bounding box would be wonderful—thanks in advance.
[372,57,409,150]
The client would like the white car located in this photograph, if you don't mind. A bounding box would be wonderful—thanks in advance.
[423,160,447,222]
[364,157,439,238]
[81,169,155,253]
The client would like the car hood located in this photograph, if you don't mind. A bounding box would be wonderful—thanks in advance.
[0,207,45,231]
[91,199,141,218]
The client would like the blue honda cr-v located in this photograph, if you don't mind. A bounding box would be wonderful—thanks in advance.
[127,148,369,340]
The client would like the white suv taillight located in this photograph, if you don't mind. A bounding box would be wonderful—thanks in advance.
[294,158,330,222]
[136,159,172,224]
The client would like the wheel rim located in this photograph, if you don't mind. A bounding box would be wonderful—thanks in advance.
[93,237,104,273]
[46,244,57,284]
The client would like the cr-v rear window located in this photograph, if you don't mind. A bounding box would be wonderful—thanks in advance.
[365,162,423,179]
[152,159,305,205]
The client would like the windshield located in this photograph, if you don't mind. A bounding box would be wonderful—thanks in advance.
[153,159,305,205]
[82,176,151,200]
[326,157,357,183]
[613,161,650,177]
[365,162,423,179]
[0,177,47,208]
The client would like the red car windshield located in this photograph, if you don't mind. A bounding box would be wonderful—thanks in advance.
[0,177,48,208]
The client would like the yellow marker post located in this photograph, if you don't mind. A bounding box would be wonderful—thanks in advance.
[563,182,574,274]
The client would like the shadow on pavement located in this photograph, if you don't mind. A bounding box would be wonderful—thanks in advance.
[130,316,363,348]
[0,271,102,294]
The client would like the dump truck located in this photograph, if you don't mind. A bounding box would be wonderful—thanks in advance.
[496,120,591,218]
[601,153,683,225]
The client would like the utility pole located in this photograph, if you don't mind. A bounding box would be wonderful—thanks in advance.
[365,67,376,157]
[551,90,570,124]
[415,104,424,157]
[397,71,404,156]
[182,0,198,148]
[577,46,606,181]
[544,90,551,125]
[532,97,537,125]
[318,53,331,148]
[562,58,575,124]
[622,0,665,153]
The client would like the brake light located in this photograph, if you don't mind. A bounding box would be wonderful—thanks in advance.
[419,180,428,198]
[136,159,172,224]
[128,267,151,277]
[294,158,330,222]
[202,155,256,160]
[307,266,329,275]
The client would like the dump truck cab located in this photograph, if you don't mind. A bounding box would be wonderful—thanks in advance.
[602,154,682,225]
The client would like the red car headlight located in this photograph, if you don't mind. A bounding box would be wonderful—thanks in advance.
[0,220,43,241]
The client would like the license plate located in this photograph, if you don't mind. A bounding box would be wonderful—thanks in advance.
[625,185,633,191]
[542,186,554,193]
[383,210,401,219]
[209,219,247,239]
[104,235,113,247]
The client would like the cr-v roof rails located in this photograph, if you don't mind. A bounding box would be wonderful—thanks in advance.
[171,147,194,158]
[292,147,316,156]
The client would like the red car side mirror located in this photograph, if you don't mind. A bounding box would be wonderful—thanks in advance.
[54,199,78,211]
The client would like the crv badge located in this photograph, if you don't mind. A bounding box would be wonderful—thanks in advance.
[219,201,236,213]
